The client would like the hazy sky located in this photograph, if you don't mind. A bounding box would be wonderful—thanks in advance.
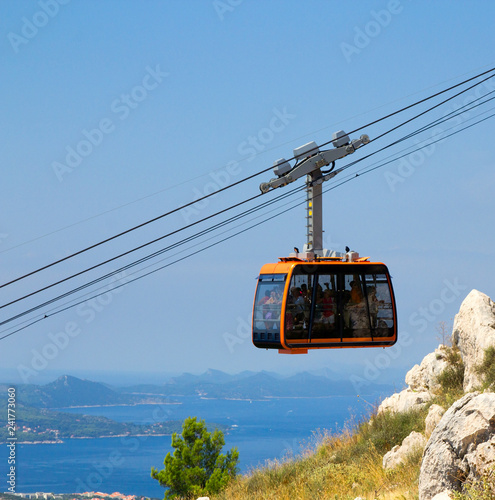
[1,0,494,387]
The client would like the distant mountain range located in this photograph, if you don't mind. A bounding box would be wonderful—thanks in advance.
[118,368,394,401]
[9,374,171,408]
[3,369,394,410]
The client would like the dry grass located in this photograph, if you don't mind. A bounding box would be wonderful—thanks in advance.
[214,410,425,500]
[213,342,495,499]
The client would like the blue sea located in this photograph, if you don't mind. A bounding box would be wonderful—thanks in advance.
[3,395,378,498]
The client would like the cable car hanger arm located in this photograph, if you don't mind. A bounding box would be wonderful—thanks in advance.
[260,131,370,194]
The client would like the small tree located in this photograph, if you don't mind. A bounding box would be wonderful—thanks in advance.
[151,416,239,499]
[436,321,451,346]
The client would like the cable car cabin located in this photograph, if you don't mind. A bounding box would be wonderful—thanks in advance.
[252,257,397,353]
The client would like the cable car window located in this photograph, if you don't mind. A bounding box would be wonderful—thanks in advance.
[341,272,395,339]
[285,269,314,341]
[364,273,395,338]
[343,274,370,338]
[253,274,285,337]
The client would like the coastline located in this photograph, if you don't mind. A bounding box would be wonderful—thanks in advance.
[199,394,355,401]
[55,401,182,409]
[1,432,174,445]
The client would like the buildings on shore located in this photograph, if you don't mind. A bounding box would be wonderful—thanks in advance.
[4,492,154,500]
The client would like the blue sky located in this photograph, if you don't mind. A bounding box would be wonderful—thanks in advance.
[1,0,494,387]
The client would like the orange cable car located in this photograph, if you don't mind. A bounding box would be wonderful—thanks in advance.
[252,256,397,353]
[252,134,397,353]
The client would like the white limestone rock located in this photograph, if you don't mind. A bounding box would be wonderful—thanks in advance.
[382,431,427,469]
[405,347,449,393]
[451,290,495,391]
[378,388,432,414]
[463,435,495,481]
[418,392,495,500]
[425,404,446,437]
[431,492,452,500]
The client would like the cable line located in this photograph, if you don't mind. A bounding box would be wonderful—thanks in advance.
[0,190,264,309]
[0,186,304,325]
[2,66,494,291]
[2,104,495,340]
[0,168,272,290]
[0,195,308,341]
[5,67,492,258]
[324,83,495,179]
[4,80,495,315]
[370,70,495,145]
[307,67,495,155]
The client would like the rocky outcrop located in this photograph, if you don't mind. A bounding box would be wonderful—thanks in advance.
[378,346,449,415]
[452,290,495,391]
[418,392,495,500]
[374,290,495,498]
[383,431,427,469]
[464,436,495,479]
[379,289,495,415]
[405,347,449,393]
[431,492,452,500]
[378,388,432,414]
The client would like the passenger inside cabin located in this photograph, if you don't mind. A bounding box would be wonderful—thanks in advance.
[367,286,379,326]
[346,280,369,337]
[350,280,364,304]
[321,289,335,325]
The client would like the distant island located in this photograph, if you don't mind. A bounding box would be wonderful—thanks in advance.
[0,370,393,444]
[0,401,187,443]
[0,374,224,444]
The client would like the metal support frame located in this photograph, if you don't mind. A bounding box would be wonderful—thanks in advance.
[306,172,323,254]
[259,132,370,257]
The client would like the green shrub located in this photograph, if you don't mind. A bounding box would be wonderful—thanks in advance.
[435,345,465,407]
[359,407,426,455]
[330,406,426,465]
[452,467,495,499]
[475,346,495,390]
